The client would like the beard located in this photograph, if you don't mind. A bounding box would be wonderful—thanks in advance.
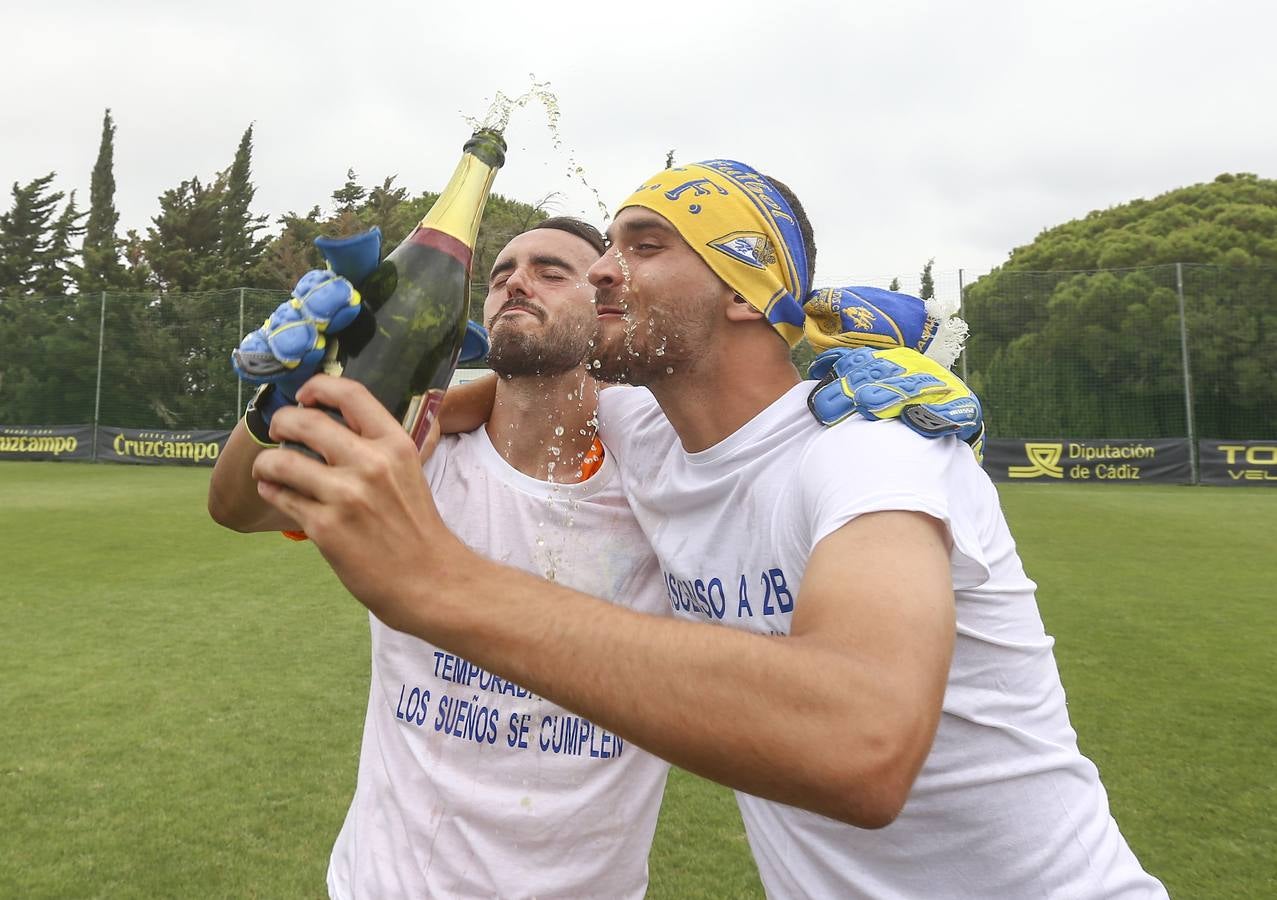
[486,305,596,378]
[589,307,708,385]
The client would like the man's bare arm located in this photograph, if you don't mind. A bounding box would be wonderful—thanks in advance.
[254,375,955,826]
[438,373,498,434]
[207,422,300,533]
[435,511,953,826]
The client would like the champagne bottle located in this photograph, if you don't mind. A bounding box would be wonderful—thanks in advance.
[290,129,506,456]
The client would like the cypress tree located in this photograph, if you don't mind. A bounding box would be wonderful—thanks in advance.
[79,108,124,292]
[219,124,269,285]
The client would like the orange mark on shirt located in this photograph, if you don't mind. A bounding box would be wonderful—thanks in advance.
[577,437,605,481]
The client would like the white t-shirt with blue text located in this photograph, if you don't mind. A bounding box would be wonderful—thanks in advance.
[598,383,1167,900]
[326,427,670,900]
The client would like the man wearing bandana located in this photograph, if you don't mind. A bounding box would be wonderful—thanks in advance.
[251,161,1167,898]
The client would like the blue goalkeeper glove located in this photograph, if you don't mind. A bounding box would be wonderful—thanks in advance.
[807,346,985,462]
[232,228,490,446]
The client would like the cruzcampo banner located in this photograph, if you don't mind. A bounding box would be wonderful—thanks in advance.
[1198,439,1277,486]
[96,426,231,467]
[985,438,1192,484]
[0,425,95,462]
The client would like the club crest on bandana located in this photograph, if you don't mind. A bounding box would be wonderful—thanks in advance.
[709,232,778,270]
[843,305,876,331]
[805,286,910,349]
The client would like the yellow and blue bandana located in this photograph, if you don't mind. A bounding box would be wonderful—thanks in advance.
[803,285,937,354]
[801,285,967,368]
[619,160,811,346]
[618,161,967,366]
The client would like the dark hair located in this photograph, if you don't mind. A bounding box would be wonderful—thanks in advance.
[762,176,817,287]
[531,216,607,256]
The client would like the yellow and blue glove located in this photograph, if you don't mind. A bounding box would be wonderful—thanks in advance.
[232,227,490,446]
[807,347,985,461]
[232,229,380,445]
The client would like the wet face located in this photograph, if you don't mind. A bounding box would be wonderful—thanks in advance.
[483,229,601,378]
[587,208,732,385]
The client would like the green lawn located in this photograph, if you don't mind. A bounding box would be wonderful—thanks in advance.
[997,484,1276,898]
[1,463,1273,897]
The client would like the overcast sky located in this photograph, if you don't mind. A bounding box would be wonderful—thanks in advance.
[4,0,1273,293]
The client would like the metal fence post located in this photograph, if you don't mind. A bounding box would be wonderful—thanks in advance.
[237,288,245,420]
[957,268,969,383]
[1175,263,1198,483]
[92,291,107,462]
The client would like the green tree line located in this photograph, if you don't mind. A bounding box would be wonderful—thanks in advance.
[3,113,1274,438]
[964,174,1277,439]
[0,110,549,430]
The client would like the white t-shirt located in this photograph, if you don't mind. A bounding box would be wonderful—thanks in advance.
[327,427,670,900]
[599,383,1167,900]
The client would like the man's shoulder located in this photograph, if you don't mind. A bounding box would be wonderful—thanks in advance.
[424,428,481,480]
[598,385,661,421]
[597,386,673,467]
[805,416,961,466]
[795,419,986,517]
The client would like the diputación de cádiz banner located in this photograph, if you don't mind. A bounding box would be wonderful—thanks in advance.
[1198,440,1277,486]
[984,438,1193,484]
[0,425,95,461]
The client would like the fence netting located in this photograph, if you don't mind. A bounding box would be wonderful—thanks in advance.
[2,289,286,431]
[2,264,1274,440]
[961,264,1275,440]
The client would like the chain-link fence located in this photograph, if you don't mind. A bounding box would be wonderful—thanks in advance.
[964,263,1276,443]
[2,263,1274,443]
[816,263,1276,445]
[1,288,289,432]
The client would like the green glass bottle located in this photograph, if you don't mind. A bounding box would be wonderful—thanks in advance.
[292,129,506,455]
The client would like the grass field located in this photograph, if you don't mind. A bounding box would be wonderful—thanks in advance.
[1,462,1273,898]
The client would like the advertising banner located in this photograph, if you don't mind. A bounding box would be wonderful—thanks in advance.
[1198,440,1277,486]
[0,425,95,462]
[95,427,230,467]
[985,438,1192,484]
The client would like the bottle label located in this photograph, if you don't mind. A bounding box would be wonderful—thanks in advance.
[403,388,447,449]
[407,228,473,270]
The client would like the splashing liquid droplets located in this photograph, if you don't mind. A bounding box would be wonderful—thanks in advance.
[463,76,611,222]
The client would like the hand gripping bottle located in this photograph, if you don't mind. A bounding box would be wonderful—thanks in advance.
[291,129,505,455]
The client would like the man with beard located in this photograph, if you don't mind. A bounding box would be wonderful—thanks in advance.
[250,158,1166,898]
[208,218,671,899]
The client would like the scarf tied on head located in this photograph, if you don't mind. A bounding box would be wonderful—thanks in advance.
[619,160,811,347]
[619,161,966,367]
